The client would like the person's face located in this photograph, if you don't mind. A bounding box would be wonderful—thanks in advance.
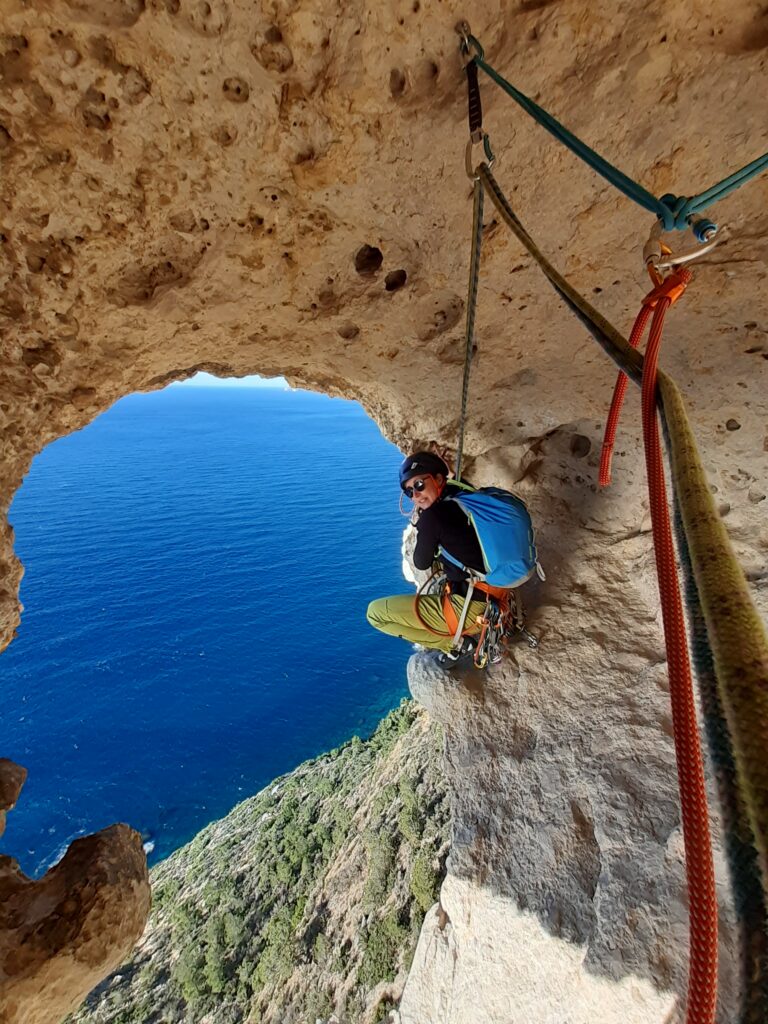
[404,473,443,510]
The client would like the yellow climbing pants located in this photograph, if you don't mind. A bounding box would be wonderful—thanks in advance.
[366,593,487,653]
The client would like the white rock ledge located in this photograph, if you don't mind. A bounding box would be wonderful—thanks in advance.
[398,874,675,1024]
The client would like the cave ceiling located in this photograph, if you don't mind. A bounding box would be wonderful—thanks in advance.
[1,0,767,645]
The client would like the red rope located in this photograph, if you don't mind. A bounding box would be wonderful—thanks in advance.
[599,304,653,486]
[600,273,691,487]
[638,270,718,1023]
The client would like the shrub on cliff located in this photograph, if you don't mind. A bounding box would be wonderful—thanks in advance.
[71,700,450,1024]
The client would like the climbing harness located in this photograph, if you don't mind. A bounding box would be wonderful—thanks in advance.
[466,584,540,667]
[455,25,768,1024]
[414,571,538,669]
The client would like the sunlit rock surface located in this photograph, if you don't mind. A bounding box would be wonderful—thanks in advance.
[0,759,27,840]
[0,764,150,1024]
[1,0,766,1021]
[398,874,674,1024]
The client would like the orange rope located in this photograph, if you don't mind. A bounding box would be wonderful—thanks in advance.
[599,304,652,486]
[639,269,718,1024]
[600,272,690,487]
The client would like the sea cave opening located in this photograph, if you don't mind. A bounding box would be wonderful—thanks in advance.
[1,371,412,875]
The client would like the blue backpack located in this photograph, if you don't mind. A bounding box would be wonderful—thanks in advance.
[439,481,542,589]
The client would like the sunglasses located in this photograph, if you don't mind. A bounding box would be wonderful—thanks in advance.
[404,477,430,498]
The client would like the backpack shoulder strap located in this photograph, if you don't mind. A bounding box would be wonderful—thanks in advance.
[445,478,476,495]
[438,482,487,580]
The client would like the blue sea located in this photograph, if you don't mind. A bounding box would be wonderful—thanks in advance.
[0,386,410,876]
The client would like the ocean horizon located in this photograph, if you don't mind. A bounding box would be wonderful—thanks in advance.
[1,386,411,876]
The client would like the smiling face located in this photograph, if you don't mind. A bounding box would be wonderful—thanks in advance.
[403,473,444,510]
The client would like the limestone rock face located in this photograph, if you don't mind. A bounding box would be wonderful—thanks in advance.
[1,0,766,645]
[1,0,766,1022]
[403,589,740,1022]
[0,767,151,1024]
[0,759,27,839]
[398,874,675,1024]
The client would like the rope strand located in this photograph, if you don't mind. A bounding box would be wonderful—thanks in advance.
[476,162,768,1019]
[455,177,484,480]
[466,35,768,232]
[641,283,718,1024]
[599,304,653,486]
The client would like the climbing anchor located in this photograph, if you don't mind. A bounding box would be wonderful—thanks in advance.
[643,217,723,276]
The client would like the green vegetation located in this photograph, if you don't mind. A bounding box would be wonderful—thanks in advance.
[72,700,450,1024]
[362,829,396,911]
[410,851,441,913]
[359,910,408,988]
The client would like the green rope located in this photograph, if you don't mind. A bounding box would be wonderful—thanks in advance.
[455,178,484,480]
[660,380,768,898]
[465,35,768,234]
[671,493,768,1024]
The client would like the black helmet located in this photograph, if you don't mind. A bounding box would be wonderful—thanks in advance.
[399,451,450,490]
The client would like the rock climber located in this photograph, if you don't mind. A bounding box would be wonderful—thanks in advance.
[366,451,487,665]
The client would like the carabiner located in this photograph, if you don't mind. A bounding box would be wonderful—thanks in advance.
[465,133,495,180]
[643,217,722,275]
[456,20,472,56]
[455,21,485,64]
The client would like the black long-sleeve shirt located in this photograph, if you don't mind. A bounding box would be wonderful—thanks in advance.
[413,484,485,596]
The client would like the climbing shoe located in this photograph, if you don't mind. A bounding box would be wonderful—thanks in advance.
[434,636,478,669]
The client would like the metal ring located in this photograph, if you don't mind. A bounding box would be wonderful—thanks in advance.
[643,218,723,273]
[456,20,472,49]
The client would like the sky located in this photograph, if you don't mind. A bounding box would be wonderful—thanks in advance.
[173,372,288,388]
